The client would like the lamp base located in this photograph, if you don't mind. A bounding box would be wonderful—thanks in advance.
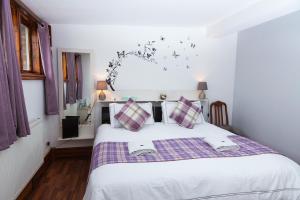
[199,90,206,99]
[99,90,106,100]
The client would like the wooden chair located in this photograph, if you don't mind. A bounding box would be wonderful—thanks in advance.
[210,101,241,134]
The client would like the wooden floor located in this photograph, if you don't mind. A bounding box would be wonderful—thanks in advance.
[29,158,90,200]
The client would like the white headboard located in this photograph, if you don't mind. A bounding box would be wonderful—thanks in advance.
[103,90,202,102]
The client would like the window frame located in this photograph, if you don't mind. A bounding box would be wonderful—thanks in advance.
[11,0,45,80]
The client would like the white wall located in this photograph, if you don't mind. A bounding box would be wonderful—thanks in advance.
[0,80,59,200]
[233,11,300,163]
[52,24,238,123]
[23,81,49,155]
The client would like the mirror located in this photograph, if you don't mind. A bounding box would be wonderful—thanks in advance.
[58,50,94,126]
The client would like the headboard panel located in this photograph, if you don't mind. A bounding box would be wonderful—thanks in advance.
[101,107,110,124]
[101,105,162,124]
[98,98,209,127]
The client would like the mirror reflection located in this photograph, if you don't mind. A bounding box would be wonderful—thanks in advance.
[61,52,92,125]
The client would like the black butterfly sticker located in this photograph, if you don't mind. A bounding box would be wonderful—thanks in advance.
[172,51,180,58]
[117,51,126,58]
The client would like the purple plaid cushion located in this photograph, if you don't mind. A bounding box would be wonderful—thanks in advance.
[169,96,202,129]
[114,98,151,132]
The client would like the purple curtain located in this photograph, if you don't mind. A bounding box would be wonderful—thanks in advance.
[0,0,30,150]
[0,32,16,150]
[38,24,59,115]
[76,55,83,99]
[66,53,76,104]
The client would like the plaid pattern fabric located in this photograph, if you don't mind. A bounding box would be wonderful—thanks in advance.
[91,135,278,171]
[114,98,151,131]
[169,96,202,128]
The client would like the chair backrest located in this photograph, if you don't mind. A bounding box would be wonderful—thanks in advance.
[210,101,229,126]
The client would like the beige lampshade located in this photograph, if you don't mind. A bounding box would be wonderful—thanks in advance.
[197,82,208,90]
[96,81,108,90]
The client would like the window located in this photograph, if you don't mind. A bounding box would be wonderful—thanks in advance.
[11,0,45,80]
[20,22,31,71]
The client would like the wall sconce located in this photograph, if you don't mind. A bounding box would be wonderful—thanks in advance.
[96,81,108,100]
[198,82,208,99]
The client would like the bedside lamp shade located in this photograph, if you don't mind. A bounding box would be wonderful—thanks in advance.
[96,81,107,90]
[96,81,107,100]
[198,82,208,99]
[198,82,208,90]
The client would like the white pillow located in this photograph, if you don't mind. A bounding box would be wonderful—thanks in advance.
[161,101,204,124]
[109,102,155,128]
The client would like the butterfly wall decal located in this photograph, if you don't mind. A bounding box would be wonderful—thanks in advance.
[106,35,197,91]
[117,51,126,58]
[172,51,180,58]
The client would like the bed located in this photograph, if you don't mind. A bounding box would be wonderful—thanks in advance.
[84,122,300,200]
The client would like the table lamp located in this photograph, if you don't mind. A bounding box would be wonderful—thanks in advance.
[198,82,208,99]
[96,81,107,100]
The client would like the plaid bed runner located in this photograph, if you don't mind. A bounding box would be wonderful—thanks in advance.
[91,135,277,171]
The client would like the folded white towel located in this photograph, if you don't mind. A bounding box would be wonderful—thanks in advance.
[203,136,239,152]
[128,141,157,156]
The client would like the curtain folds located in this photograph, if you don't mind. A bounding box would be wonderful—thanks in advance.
[76,55,83,100]
[0,0,30,150]
[0,32,16,150]
[38,24,59,115]
[66,53,77,104]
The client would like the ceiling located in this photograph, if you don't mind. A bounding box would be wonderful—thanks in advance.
[20,0,262,26]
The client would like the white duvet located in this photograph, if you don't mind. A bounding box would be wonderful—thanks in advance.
[84,123,300,200]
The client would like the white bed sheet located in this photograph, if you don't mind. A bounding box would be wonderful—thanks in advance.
[84,123,300,200]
